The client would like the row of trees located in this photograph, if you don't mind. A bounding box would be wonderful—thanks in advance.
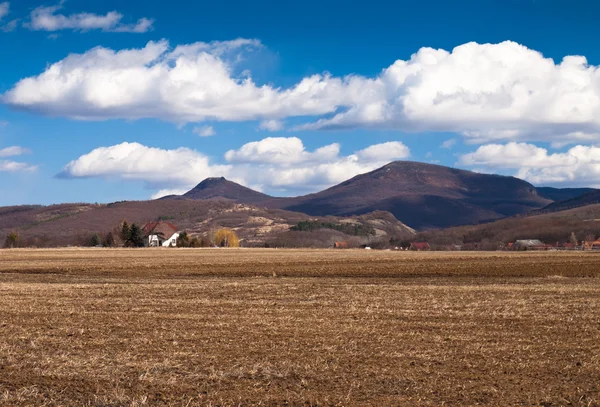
[291,220,376,236]
[88,222,240,248]
[176,229,240,248]
[90,221,146,248]
[4,216,240,249]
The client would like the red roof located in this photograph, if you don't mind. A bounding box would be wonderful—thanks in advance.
[410,242,431,250]
[142,221,178,240]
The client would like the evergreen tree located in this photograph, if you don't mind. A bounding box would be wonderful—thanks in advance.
[91,233,101,247]
[128,223,145,247]
[120,221,131,242]
[177,231,190,248]
[103,232,115,247]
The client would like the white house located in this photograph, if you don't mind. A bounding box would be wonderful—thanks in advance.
[142,221,180,247]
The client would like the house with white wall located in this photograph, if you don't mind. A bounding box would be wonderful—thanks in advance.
[142,221,180,247]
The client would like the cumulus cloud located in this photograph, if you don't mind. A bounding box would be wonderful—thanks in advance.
[355,141,411,162]
[460,142,600,186]
[3,39,352,123]
[193,126,216,137]
[58,142,231,188]
[9,40,600,144]
[301,41,600,144]
[259,119,284,132]
[60,138,410,196]
[0,146,30,157]
[224,137,341,165]
[26,3,153,33]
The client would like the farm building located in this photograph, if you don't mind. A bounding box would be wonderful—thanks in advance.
[142,221,180,247]
[334,241,349,249]
[513,239,549,251]
[409,242,431,251]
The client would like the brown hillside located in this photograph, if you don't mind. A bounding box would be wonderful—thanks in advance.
[0,200,414,248]
[416,203,600,248]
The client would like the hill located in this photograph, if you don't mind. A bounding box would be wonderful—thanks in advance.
[534,190,600,214]
[535,187,597,202]
[415,203,600,249]
[0,200,414,248]
[176,161,552,230]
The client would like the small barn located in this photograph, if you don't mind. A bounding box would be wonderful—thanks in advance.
[513,239,547,251]
[409,242,431,251]
[142,221,180,247]
[334,241,349,249]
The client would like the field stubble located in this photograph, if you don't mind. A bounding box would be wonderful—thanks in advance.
[0,249,599,406]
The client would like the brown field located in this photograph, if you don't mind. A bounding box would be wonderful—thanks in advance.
[1,249,599,406]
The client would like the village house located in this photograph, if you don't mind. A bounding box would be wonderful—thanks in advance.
[583,238,600,250]
[409,242,431,251]
[554,242,578,250]
[142,221,180,247]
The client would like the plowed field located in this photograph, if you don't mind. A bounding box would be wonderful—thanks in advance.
[1,249,599,406]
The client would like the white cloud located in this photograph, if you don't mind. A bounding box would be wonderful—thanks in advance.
[459,142,600,186]
[26,3,153,33]
[224,137,341,165]
[60,138,411,195]
[259,119,284,132]
[0,146,30,157]
[301,41,600,143]
[193,126,216,137]
[0,2,8,20]
[4,39,350,123]
[0,160,36,172]
[58,142,231,188]
[9,40,600,145]
[151,188,190,199]
[441,138,456,149]
[354,141,410,162]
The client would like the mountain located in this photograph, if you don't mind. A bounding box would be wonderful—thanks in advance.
[177,161,552,230]
[182,177,270,203]
[535,187,597,202]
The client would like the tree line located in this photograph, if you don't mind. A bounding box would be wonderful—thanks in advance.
[290,220,376,236]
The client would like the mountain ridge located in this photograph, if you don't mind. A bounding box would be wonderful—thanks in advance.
[171,161,554,229]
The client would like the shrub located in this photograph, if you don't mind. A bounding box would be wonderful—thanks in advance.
[4,231,21,248]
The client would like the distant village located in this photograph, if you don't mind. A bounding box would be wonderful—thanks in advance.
[334,237,600,252]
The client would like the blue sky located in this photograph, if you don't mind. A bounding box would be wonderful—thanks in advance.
[1,0,600,205]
